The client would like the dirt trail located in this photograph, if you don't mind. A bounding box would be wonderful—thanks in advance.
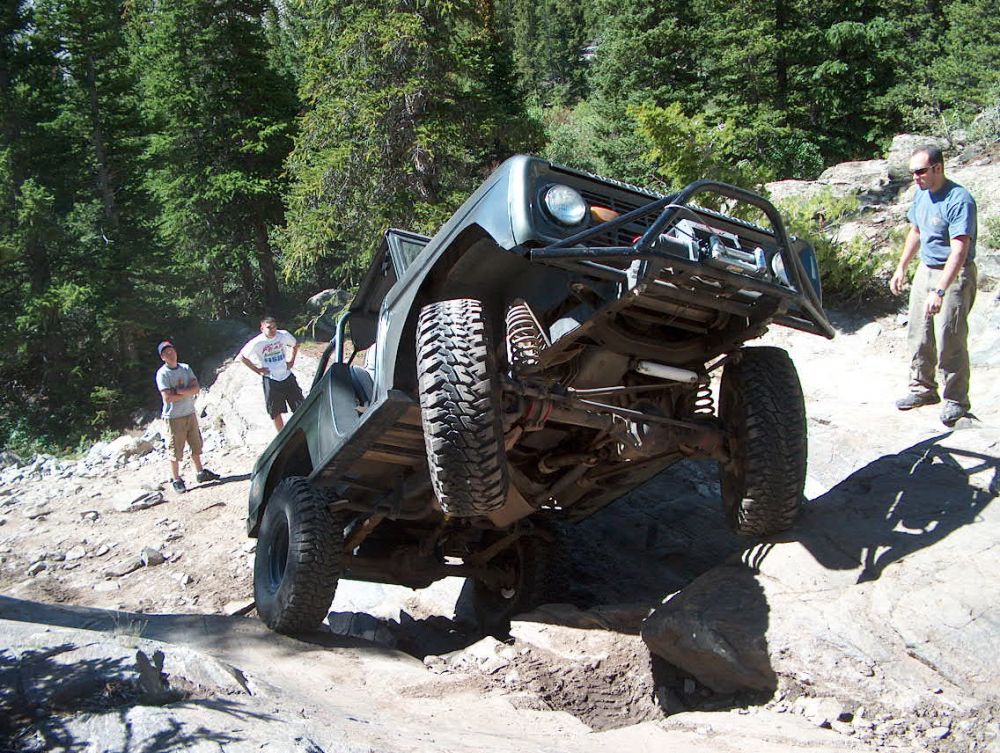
[1,303,997,752]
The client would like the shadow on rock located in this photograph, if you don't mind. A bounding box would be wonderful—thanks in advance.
[0,638,270,753]
[640,433,998,715]
[554,459,748,609]
[326,608,482,659]
[196,472,250,489]
[0,596,380,659]
[795,432,998,582]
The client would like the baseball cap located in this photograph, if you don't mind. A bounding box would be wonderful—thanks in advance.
[157,340,175,355]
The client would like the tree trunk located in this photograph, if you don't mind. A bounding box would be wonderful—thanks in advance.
[84,53,119,231]
[774,0,788,116]
[253,219,280,312]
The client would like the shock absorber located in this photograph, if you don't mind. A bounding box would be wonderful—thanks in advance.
[506,300,549,376]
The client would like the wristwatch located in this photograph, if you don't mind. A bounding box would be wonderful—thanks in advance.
[934,288,946,297]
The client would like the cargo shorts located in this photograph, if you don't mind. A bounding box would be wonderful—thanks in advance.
[167,414,203,460]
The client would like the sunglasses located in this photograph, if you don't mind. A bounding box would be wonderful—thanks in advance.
[911,165,938,176]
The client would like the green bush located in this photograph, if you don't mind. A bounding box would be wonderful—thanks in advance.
[982,214,1000,251]
[0,396,94,458]
[776,189,899,301]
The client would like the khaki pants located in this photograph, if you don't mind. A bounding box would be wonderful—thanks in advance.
[167,414,203,460]
[906,261,977,409]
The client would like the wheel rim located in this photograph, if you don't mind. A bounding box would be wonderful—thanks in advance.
[477,539,528,607]
[266,516,290,592]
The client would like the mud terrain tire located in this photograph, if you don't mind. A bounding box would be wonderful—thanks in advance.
[719,346,806,536]
[471,525,569,635]
[254,477,343,634]
[417,298,508,517]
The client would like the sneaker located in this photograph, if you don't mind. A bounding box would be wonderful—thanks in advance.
[171,478,186,493]
[940,402,968,427]
[895,392,941,411]
[196,468,220,483]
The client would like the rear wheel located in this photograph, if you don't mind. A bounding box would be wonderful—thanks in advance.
[471,525,569,635]
[719,346,807,536]
[253,477,343,634]
[417,298,508,517]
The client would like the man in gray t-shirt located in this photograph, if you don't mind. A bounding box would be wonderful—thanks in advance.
[155,341,219,492]
[889,145,977,426]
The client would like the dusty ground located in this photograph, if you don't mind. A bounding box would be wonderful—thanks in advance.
[1,299,997,752]
[0,445,258,618]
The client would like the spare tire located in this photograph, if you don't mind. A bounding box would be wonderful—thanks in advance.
[417,298,508,517]
[719,346,807,536]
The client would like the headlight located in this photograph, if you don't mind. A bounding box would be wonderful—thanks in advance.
[543,184,587,226]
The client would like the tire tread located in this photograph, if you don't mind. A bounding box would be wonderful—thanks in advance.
[720,347,807,536]
[417,299,507,516]
[254,477,342,634]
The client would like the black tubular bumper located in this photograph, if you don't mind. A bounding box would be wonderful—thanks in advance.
[529,179,836,340]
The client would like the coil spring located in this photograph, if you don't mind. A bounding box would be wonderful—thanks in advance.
[506,301,547,375]
[693,375,715,416]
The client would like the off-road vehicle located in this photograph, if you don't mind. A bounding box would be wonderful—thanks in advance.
[247,155,834,634]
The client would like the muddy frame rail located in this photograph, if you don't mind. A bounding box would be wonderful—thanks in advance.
[529,179,836,340]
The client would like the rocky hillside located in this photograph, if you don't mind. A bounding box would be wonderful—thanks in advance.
[1,140,998,753]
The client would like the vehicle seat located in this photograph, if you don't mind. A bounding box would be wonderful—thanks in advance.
[349,365,374,406]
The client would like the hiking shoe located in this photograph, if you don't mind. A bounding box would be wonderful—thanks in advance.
[171,478,186,493]
[895,392,941,411]
[196,468,220,483]
[940,402,968,427]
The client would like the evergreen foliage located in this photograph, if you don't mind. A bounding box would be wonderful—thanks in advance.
[0,0,996,451]
[507,0,594,106]
[128,0,297,317]
[2,0,160,448]
[922,0,1000,121]
[278,0,541,287]
[776,189,897,301]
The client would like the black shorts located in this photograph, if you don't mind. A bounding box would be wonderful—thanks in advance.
[263,375,304,418]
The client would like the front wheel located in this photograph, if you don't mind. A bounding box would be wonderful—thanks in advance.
[718,347,807,537]
[417,298,508,517]
[253,477,343,634]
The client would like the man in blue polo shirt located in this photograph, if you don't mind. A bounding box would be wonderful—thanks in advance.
[889,145,977,426]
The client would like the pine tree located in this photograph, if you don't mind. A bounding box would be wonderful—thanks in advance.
[1,0,158,443]
[279,0,540,285]
[505,0,595,106]
[576,0,702,183]
[925,0,1000,118]
[129,0,297,316]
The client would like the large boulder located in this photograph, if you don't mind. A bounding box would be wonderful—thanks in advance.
[765,179,831,206]
[641,565,776,694]
[817,159,893,201]
[101,435,154,462]
[950,162,1000,223]
[642,429,1000,722]
[197,353,319,449]
[766,160,895,208]
[307,288,351,312]
[886,134,950,180]
[304,289,352,337]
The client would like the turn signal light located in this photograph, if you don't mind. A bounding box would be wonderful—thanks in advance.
[590,206,620,223]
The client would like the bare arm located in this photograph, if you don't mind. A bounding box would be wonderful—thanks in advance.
[890,225,921,296]
[287,343,300,370]
[241,355,269,376]
[160,378,199,403]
